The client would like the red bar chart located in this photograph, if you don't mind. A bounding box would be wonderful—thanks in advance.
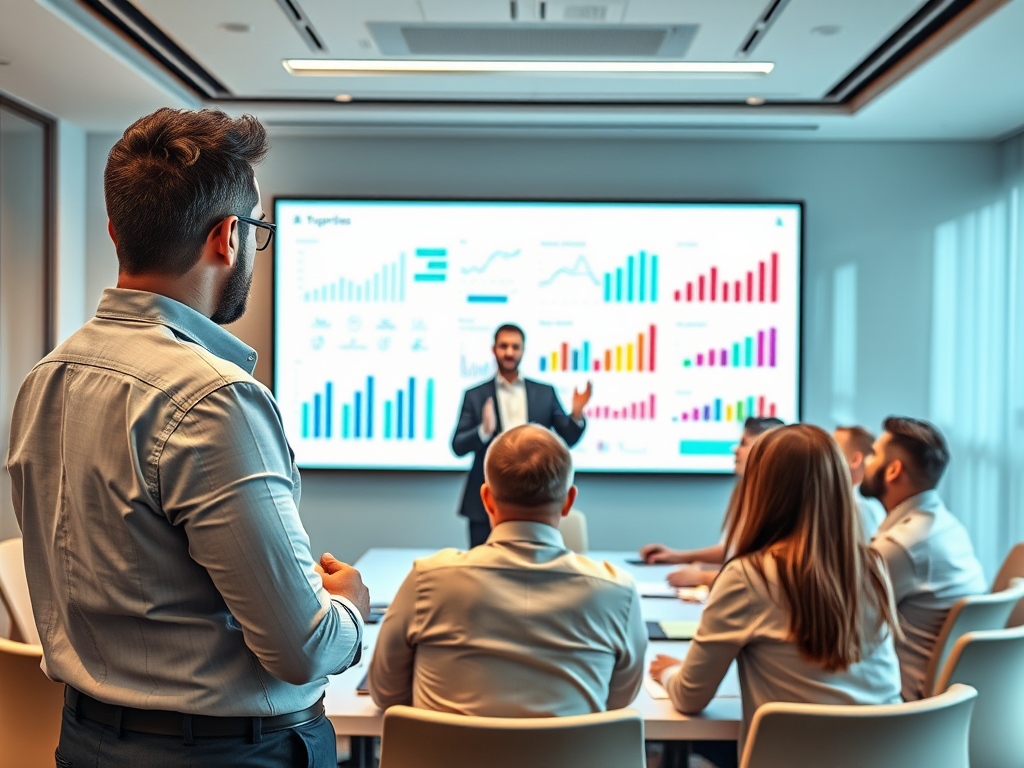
[673,252,779,305]
[539,325,657,374]
[586,394,657,421]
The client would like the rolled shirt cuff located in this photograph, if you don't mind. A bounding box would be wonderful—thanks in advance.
[660,664,684,689]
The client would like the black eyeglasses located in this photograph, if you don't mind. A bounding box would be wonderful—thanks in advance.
[236,213,277,251]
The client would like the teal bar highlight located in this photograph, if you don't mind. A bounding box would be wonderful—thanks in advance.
[415,248,447,257]
[745,337,753,367]
[425,378,435,440]
[301,403,310,438]
[426,261,447,270]
[680,440,736,455]
[639,251,646,303]
[616,268,623,301]
[733,343,740,368]
[342,404,351,439]
[650,255,658,301]
[414,274,446,282]
[467,295,507,303]
[384,401,392,439]
[627,255,635,301]
[604,273,611,302]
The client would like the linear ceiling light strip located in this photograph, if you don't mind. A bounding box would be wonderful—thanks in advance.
[283,60,774,75]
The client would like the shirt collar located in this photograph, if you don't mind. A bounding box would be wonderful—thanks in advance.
[877,489,942,533]
[486,520,566,548]
[95,288,258,375]
[494,374,525,391]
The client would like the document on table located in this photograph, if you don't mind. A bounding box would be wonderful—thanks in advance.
[637,581,678,598]
[644,677,670,700]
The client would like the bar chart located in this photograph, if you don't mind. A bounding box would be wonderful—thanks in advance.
[538,325,657,373]
[300,376,436,441]
[673,394,777,423]
[585,394,656,421]
[303,253,407,303]
[672,252,778,304]
[682,328,777,368]
[413,248,448,284]
[603,250,659,303]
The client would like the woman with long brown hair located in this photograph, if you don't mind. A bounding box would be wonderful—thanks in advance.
[649,424,902,757]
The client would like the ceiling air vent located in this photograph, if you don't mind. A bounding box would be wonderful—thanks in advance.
[274,0,328,53]
[368,23,697,58]
[737,0,793,56]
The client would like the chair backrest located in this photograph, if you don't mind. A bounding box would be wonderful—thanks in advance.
[991,543,1024,627]
[923,579,1024,696]
[740,684,978,768]
[0,638,64,768]
[560,509,588,554]
[935,626,1024,768]
[378,705,644,768]
[0,539,39,645]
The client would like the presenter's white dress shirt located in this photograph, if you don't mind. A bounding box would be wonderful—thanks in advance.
[368,520,647,716]
[871,490,987,700]
[661,555,902,756]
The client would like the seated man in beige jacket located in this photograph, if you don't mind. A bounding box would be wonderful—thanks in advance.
[369,424,647,716]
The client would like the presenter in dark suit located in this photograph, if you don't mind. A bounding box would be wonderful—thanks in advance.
[452,324,592,547]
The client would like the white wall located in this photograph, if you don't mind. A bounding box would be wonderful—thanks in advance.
[83,132,1001,564]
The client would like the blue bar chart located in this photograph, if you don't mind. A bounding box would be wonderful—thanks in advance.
[603,250,659,303]
[301,376,435,441]
[303,253,407,303]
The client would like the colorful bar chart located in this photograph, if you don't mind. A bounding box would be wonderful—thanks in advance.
[413,248,448,283]
[303,253,407,303]
[672,252,778,305]
[683,328,778,368]
[585,394,656,421]
[673,395,777,423]
[538,325,657,373]
[603,250,659,303]
[301,376,435,440]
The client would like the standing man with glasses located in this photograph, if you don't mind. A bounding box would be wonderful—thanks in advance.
[6,108,368,767]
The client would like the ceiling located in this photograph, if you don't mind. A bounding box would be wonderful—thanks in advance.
[0,0,1021,140]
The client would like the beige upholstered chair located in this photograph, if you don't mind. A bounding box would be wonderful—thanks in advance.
[0,637,64,768]
[740,684,977,768]
[560,508,589,554]
[378,705,644,768]
[991,543,1024,627]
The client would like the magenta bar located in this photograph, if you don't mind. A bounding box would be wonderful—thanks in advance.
[603,406,610,418]
[692,408,699,421]
[682,413,689,421]
[710,350,716,366]
[631,403,637,419]
[758,331,765,367]
[721,348,728,366]
[770,328,777,366]
[650,394,656,419]
[639,402,646,419]
[697,353,704,366]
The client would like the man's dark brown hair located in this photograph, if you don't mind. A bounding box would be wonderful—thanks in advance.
[104,108,270,276]
[484,425,573,508]
[883,416,950,489]
[836,425,876,457]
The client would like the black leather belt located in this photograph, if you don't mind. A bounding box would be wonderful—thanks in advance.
[65,686,324,739]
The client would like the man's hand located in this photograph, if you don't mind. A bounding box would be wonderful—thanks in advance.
[649,654,682,683]
[639,543,685,564]
[481,397,497,438]
[319,553,371,620]
[666,565,716,588]
[571,381,593,421]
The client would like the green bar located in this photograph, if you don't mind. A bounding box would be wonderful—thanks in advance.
[342,404,351,438]
[680,440,736,455]
[733,343,740,368]
[737,401,744,421]
[384,401,392,439]
[425,379,435,440]
[651,255,658,302]
[414,274,446,282]
[745,337,753,367]
[415,248,447,257]
[683,359,692,367]
[302,403,310,438]
[427,261,447,270]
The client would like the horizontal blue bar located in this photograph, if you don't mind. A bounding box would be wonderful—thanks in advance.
[426,261,448,270]
[679,440,736,456]
[415,248,447,257]
[467,295,508,303]
[414,274,446,282]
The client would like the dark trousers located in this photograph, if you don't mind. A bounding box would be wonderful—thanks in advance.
[55,703,337,768]
[468,518,491,548]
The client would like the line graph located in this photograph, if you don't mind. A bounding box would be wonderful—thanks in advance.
[460,249,521,275]
[539,256,601,288]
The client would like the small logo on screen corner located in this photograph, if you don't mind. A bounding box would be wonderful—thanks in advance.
[298,215,351,227]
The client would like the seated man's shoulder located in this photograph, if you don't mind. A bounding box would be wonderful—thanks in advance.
[566,553,638,593]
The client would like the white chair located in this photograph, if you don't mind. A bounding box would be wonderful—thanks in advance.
[935,626,1024,768]
[560,508,588,554]
[991,543,1024,627]
[922,579,1024,696]
[377,705,644,768]
[739,684,978,768]
[0,538,39,645]
[0,637,64,768]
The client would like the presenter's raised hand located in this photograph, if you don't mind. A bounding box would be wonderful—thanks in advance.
[319,553,371,620]
[571,381,593,421]
[481,396,498,438]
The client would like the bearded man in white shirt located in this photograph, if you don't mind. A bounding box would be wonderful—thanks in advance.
[452,324,592,547]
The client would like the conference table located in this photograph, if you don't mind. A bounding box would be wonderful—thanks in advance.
[325,549,741,764]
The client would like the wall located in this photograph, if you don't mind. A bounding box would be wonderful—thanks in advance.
[83,133,1001,564]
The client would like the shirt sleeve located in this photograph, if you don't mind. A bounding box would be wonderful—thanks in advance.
[871,536,918,604]
[368,568,418,709]
[607,584,648,709]
[664,560,753,713]
[158,381,362,686]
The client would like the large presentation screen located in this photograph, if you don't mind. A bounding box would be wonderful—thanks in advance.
[274,199,802,472]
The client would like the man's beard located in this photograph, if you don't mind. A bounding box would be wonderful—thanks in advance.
[859,463,887,500]
[210,236,254,325]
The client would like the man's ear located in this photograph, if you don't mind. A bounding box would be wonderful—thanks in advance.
[885,459,903,484]
[849,451,865,472]
[481,484,498,521]
[560,485,578,518]
[207,215,240,267]
[107,220,119,247]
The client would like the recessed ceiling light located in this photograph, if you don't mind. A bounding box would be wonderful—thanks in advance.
[219,22,255,33]
[334,94,354,102]
[811,25,842,36]
[283,59,774,76]
[746,97,766,105]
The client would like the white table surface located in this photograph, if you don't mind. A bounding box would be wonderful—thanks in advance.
[325,548,741,741]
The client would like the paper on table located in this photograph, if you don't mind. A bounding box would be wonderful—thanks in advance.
[644,677,670,700]
[637,581,678,598]
[659,620,699,640]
